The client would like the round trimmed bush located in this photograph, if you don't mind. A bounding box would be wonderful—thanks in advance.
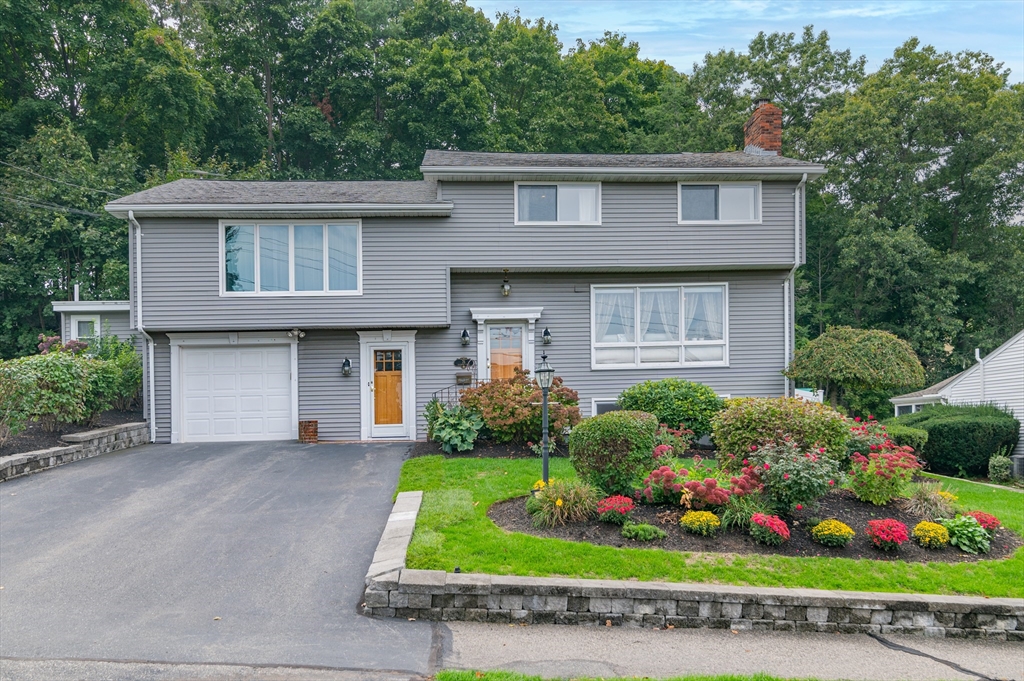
[712,397,849,464]
[617,378,724,439]
[569,410,658,495]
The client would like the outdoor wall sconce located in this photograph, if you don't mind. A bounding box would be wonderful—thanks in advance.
[461,329,471,346]
[341,358,352,376]
[501,268,511,296]
[286,328,306,339]
[542,328,552,344]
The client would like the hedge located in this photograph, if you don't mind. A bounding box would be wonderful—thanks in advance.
[888,405,1020,476]
[568,410,658,495]
[617,378,724,439]
[884,423,929,453]
[711,397,849,463]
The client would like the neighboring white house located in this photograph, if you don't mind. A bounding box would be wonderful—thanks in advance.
[891,329,1024,457]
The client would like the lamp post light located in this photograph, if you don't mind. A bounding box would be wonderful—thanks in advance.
[535,354,555,484]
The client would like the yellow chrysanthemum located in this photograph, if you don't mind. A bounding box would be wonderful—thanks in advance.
[811,519,855,547]
[680,510,721,536]
[937,490,958,503]
[913,521,949,549]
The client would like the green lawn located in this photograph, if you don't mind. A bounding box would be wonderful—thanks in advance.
[397,456,1023,598]
[437,672,818,681]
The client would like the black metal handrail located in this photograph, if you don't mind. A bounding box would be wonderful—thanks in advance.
[431,379,489,406]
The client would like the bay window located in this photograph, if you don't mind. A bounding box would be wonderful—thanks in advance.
[591,284,728,368]
[222,221,361,295]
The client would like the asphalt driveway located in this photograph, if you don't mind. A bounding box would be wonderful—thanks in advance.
[0,441,435,677]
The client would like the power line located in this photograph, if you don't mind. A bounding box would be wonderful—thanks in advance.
[0,159,120,196]
[0,193,104,218]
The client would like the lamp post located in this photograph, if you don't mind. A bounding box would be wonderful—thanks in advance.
[535,354,555,484]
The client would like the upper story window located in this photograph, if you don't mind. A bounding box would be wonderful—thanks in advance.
[221,221,361,296]
[678,182,760,224]
[591,284,728,369]
[516,182,601,225]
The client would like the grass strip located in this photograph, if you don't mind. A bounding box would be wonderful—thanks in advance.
[398,456,1023,598]
[437,671,820,681]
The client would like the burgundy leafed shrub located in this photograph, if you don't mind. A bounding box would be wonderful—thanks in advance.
[460,368,580,444]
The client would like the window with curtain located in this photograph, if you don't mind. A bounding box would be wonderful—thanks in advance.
[679,182,760,223]
[592,284,727,367]
[223,222,361,294]
[517,183,600,223]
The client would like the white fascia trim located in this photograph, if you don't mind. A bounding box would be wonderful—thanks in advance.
[168,331,298,346]
[422,165,827,180]
[105,202,454,219]
[471,307,544,322]
[52,300,131,312]
[889,395,944,406]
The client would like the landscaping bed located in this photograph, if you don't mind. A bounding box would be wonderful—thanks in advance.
[488,488,1021,564]
[0,408,143,457]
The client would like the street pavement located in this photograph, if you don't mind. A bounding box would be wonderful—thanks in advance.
[1,442,1021,681]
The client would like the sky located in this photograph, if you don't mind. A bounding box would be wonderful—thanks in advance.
[470,0,1024,83]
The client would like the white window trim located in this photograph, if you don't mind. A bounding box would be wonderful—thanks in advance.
[590,283,730,370]
[677,181,762,225]
[591,397,620,417]
[167,332,299,444]
[218,219,363,297]
[68,314,101,341]
[470,307,543,381]
[514,181,602,226]
[357,330,417,441]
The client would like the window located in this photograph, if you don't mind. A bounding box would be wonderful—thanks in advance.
[516,182,600,224]
[69,315,100,341]
[896,405,913,416]
[222,222,360,295]
[678,182,760,223]
[592,398,621,415]
[591,284,728,368]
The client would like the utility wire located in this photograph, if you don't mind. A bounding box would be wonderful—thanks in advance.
[0,193,104,218]
[0,159,120,196]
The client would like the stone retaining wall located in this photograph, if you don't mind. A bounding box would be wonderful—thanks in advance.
[0,422,150,482]
[363,492,1023,641]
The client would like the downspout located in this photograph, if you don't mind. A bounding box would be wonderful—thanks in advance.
[129,210,157,444]
[975,348,985,402]
[784,173,808,397]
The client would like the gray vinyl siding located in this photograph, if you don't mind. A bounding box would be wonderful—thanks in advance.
[153,333,171,443]
[297,330,362,440]
[414,271,789,434]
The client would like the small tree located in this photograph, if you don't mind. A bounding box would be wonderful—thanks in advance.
[784,326,924,411]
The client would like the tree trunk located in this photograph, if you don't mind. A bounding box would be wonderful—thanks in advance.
[263,59,275,160]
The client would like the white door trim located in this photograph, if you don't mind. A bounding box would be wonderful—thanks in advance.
[470,307,543,381]
[357,330,417,440]
[168,332,298,444]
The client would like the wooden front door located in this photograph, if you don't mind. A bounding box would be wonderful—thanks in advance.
[373,349,403,426]
[488,325,523,380]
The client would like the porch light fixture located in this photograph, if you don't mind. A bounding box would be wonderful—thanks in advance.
[535,354,555,484]
[461,329,470,346]
[341,358,352,376]
[501,269,511,296]
[542,328,552,344]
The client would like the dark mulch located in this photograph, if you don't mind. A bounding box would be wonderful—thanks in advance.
[488,488,1021,564]
[0,409,144,458]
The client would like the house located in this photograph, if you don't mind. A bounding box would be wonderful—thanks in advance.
[103,100,825,444]
[891,329,1024,457]
[52,292,133,345]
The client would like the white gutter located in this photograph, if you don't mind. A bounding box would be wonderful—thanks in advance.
[129,210,157,444]
[420,165,827,178]
[783,173,808,397]
[105,202,453,219]
[975,348,985,402]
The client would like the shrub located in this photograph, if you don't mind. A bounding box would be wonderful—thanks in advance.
[596,495,635,525]
[720,491,775,531]
[13,352,88,430]
[641,465,687,504]
[652,423,695,457]
[865,519,908,551]
[682,477,730,509]
[811,519,855,547]
[90,334,142,410]
[81,358,120,424]
[0,362,35,447]
[848,445,920,505]
[680,510,721,536]
[617,378,724,439]
[747,440,841,511]
[525,479,600,528]
[938,515,991,554]
[423,398,445,440]
[885,423,928,453]
[750,513,790,545]
[965,511,1000,534]
[430,405,483,453]
[712,397,849,464]
[568,410,658,495]
[621,521,666,542]
[844,417,891,460]
[912,521,950,549]
[460,368,581,445]
[903,483,959,519]
[988,454,1013,484]
[888,404,1020,476]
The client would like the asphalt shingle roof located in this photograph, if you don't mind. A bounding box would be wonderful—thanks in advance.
[420,149,821,169]
[107,179,442,206]
[891,372,964,400]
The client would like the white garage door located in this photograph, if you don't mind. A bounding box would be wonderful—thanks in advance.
[181,345,293,442]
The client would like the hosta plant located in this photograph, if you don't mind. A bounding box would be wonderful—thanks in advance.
[430,405,483,453]
[749,513,790,546]
[525,479,600,528]
[596,495,635,525]
[912,521,950,549]
[865,519,909,551]
[620,521,667,542]
[680,510,721,536]
[938,515,991,554]
[810,519,855,547]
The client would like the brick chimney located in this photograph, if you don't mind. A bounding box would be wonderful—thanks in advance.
[743,99,782,155]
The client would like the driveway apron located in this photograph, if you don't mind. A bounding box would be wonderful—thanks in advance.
[0,442,433,674]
